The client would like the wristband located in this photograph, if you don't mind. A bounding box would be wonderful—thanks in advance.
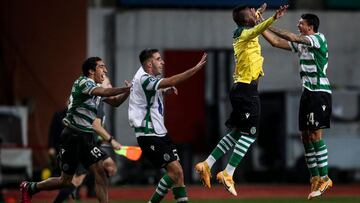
[107,136,114,143]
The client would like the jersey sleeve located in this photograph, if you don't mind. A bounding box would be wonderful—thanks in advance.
[305,35,321,49]
[140,74,163,91]
[80,78,97,95]
[240,16,275,40]
[288,41,299,52]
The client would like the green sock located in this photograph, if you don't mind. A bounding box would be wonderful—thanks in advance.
[313,139,328,177]
[149,174,174,203]
[210,130,242,160]
[172,186,188,203]
[303,141,319,177]
[226,134,256,176]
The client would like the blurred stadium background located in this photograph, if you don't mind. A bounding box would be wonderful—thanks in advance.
[1,0,360,202]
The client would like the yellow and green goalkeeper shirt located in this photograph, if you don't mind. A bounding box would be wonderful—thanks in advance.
[233,16,276,84]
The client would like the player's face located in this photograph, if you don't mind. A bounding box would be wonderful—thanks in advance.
[93,60,108,84]
[150,52,165,76]
[245,8,257,26]
[297,18,312,35]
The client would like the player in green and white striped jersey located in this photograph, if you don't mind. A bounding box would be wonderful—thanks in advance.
[20,57,130,203]
[261,12,333,199]
[129,49,207,203]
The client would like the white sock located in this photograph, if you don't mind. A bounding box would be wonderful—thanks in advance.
[224,165,236,176]
[205,155,216,169]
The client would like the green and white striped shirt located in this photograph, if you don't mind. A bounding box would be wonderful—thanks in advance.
[63,76,101,133]
[289,33,331,94]
[128,67,167,137]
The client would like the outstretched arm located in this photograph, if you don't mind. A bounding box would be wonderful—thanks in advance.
[268,26,311,45]
[104,80,131,107]
[91,86,131,97]
[262,30,292,51]
[256,4,291,50]
[158,53,207,89]
[105,92,130,107]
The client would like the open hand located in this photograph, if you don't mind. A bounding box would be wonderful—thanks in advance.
[194,53,207,70]
[164,86,178,95]
[124,80,132,87]
[256,3,267,22]
[257,3,267,15]
[274,5,289,19]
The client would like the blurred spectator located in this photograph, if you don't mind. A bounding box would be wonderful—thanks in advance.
[47,106,67,177]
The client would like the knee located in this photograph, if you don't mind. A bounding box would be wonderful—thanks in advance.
[309,130,321,142]
[168,166,184,184]
[105,164,117,177]
[301,131,311,142]
[72,175,86,187]
[91,163,107,183]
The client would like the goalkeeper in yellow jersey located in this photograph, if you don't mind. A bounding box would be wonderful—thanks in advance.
[195,4,288,196]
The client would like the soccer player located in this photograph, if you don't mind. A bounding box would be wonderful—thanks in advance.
[128,49,207,203]
[194,5,288,196]
[260,12,333,199]
[20,57,130,203]
[53,76,130,203]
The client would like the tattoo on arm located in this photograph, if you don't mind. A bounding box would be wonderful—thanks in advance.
[297,36,312,46]
[268,26,311,45]
[268,26,293,39]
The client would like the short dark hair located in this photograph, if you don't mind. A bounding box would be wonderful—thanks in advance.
[232,5,250,26]
[301,13,320,32]
[82,56,102,76]
[139,49,159,65]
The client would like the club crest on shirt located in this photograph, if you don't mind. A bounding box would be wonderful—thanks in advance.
[85,81,95,89]
[250,127,256,135]
[149,77,157,82]
[163,153,170,161]
[62,164,69,171]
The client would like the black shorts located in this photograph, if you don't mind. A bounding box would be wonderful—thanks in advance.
[225,81,260,136]
[75,164,88,176]
[299,89,332,131]
[98,141,116,161]
[58,127,108,175]
[72,140,114,176]
[137,135,179,168]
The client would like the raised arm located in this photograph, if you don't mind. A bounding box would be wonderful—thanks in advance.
[241,5,288,40]
[268,26,311,45]
[158,53,207,89]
